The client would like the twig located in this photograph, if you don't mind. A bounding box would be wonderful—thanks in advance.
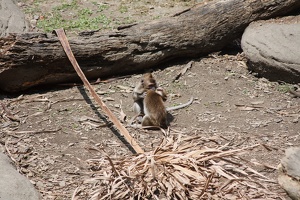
[0,102,20,122]
[3,128,61,135]
[71,187,81,200]
[55,28,144,154]
[172,61,194,82]
[5,140,19,168]
[199,170,214,198]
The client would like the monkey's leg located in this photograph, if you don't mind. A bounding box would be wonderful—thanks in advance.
[127,113,144,126]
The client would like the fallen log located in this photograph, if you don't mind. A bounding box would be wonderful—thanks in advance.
[1,0,300,92]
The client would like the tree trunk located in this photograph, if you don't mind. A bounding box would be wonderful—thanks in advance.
[1,0,300,92]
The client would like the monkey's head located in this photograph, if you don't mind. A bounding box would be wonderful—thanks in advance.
[141,73,157,90]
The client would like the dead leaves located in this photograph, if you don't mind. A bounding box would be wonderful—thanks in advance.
[80,135,280,200]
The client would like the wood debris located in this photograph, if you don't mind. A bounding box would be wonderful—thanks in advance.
[79,135,281,200]
[173,61,194,82]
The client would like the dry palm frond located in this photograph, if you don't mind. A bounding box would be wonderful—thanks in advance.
[82,135,280,200]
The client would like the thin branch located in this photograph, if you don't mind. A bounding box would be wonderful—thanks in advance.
[55,28,144,154]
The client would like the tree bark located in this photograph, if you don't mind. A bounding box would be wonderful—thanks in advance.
[1,0,300,92]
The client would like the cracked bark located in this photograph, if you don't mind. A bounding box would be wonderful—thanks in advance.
[1,0,300,92]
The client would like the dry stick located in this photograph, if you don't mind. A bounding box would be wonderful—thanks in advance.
[55,28,144,154]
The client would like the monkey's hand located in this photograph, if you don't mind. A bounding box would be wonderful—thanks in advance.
[133,91,144,101]
[142,91,147,98]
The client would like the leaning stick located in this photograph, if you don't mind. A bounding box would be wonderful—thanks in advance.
[55,28,144,154]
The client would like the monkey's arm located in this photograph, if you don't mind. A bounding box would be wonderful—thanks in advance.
[166,97,194,111]
[132,83,147,114]
[133,91,144,101]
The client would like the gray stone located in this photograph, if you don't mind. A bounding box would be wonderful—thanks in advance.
[241,16,300,83]
[282,147,300,180]
[0,153,41,200]
[278,147,300,200]
[0,0,30,36]
[278,172,300,200]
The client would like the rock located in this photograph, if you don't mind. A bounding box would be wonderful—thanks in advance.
[278,147,300,200]
[281,147,300,179]
[0,0,30,36]
[0,153,41,200]
[241,16,300,83]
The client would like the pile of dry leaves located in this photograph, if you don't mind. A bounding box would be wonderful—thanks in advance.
[73,134,281,199]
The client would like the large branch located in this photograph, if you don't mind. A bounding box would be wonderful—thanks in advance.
[1,0,300,92]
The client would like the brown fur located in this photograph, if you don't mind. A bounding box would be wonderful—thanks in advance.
[142,89,168,128]
[132,73,158,115]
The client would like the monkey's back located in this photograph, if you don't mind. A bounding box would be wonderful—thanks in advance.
[143,90,167,128]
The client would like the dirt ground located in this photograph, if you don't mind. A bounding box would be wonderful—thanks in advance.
[1,0,300,199]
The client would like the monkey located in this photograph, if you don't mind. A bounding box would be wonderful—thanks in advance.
[141,87,193,128]
[132,73,193,113]
[155,87,168,102]
[130,73,194,128]
[131,86,192,129]
[132,73,157,116]
[141,88,168,128]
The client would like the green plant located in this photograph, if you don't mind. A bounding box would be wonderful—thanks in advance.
[37,0,112,33]
[277,84,292,93]
[53,0,78,12]
[23,0,42,14]
[119,4,128,13]
[242,89,250,95]
[97,4,109,12]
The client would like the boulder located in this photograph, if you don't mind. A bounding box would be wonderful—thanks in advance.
[278,147,300,200]
[241,16,300,83]
[0,153,41,200]
[0,0,30,36]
